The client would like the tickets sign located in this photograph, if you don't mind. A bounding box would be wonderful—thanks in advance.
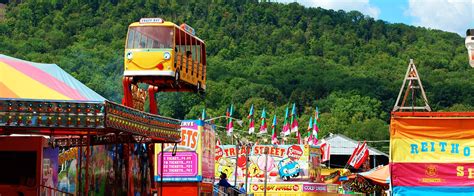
[157,152,198,177]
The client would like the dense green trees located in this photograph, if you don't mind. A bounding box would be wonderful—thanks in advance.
[1,0,473,152]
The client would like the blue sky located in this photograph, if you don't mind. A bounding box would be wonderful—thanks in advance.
[277,0,473,36]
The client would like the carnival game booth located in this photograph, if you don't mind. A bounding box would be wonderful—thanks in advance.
[0,55,181,196]
[390,112,474,196]
[339,165,389,195]
[215,144,339,195]
[154,120,215,196]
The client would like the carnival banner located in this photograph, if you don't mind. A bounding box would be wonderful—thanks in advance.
[390,114,474,195]
[215,145,320,183]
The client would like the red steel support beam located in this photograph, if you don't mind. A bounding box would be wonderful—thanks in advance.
[148,85,159,115]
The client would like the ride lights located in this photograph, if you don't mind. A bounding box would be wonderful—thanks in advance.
[18,103,23,111]
[26,116,32,125]
[16,116,22,125]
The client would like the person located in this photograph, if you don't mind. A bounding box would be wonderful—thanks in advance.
[218,172,231,191]
[186,51,192,58]
[238,182,246,194]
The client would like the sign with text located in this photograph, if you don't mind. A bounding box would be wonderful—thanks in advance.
[157,152,198,177]
[390,113,474,195]
[302,183,327,192]
[251,183,301,192]
[155,120,216,183]
[215,145,320,183]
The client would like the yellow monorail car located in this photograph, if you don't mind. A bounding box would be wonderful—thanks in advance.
[124,18,206,92]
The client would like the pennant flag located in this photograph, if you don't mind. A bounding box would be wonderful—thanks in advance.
[312,106,320,144]
[348,141,369,169]
[227,104,234,136]
[290,103,298,133]
[346,142,361,166]
[201,108,206,120]
[248,104,255,134]
[225,107,230,133]
[307,117,314,145]
[259,108,267,134]
[321,141,331,162]
[216,138,222,146]
[271,115,279,145]
[296,131,303,145]
[315,106,320,121]
[282,107,290,136]
[308,132,314,145]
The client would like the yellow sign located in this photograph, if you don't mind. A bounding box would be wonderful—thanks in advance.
[251,183,302,192]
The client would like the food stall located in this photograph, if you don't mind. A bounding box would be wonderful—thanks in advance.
[215,144,339,195]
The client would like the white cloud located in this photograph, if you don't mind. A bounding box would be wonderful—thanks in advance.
[277,0,381,19]
[406,0,473,35]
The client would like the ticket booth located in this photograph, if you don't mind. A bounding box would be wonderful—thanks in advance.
[155,120,215,196]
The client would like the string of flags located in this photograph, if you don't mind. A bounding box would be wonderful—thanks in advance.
[200,103,322,146]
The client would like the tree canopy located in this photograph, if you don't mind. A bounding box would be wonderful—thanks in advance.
[1,0,472,152]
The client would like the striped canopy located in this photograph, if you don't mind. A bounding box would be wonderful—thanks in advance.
[0,54,105,102]
[358,165,390,185]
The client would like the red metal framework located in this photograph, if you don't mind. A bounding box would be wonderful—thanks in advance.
[0,99,181,195]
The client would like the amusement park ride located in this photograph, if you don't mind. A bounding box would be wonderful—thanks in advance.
[0,17,207,196]
[121,18,210,195]
[122,18,206,113]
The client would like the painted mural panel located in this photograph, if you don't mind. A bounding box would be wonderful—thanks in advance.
[215,145,316,183]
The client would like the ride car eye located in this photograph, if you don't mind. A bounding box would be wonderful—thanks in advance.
[164,52,171,60]
[284,169,288,174]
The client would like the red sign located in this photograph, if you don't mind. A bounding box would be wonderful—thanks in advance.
[215,146,223,161]
[237,156,247,168]
[287,145,303,161]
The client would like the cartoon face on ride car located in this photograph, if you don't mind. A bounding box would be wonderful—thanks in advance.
[278,158,301,181]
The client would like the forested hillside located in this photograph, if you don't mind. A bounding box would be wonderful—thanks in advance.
[1,0,472,150]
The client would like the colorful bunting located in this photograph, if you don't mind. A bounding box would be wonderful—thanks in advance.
[271,115,279,145]
[201,108,206,120]
[248,104,255,134]
[290,103,298,133]
[307,116,314,145]
[227,104,234,136]
[282,107,290,136]
[296,130,303,145]
[313,106,320,144]
[258,108,267,134]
